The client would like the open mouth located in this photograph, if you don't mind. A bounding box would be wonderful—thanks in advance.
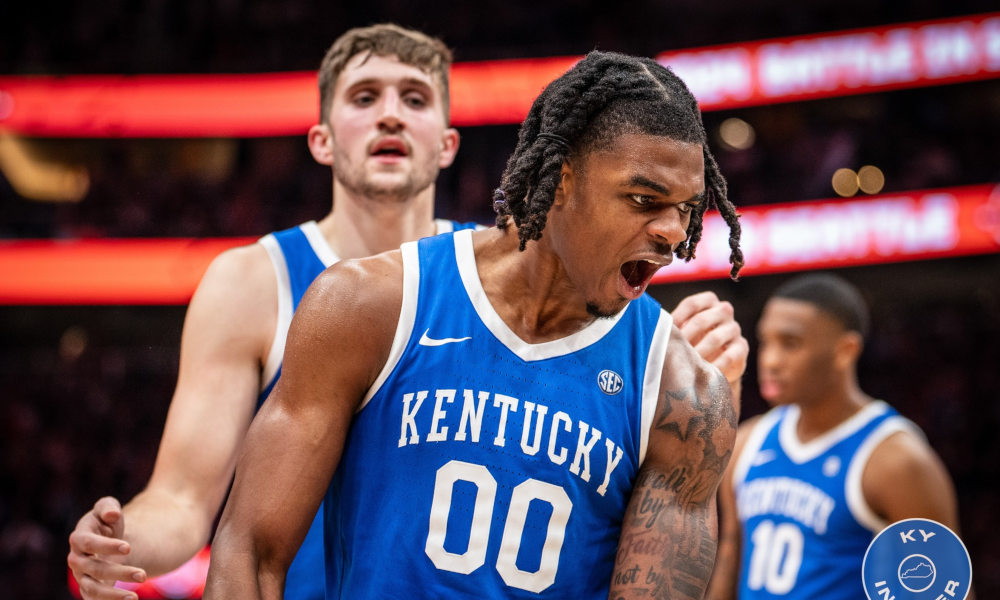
[619,259,660,296]
[370,138,408,158]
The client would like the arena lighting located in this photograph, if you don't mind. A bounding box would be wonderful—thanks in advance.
[6,184,1000,306]
[718,118,756,150]
[858,165,886,194]
[3,12,1000,137]
[832,168,860,197]
[0,133,90,201]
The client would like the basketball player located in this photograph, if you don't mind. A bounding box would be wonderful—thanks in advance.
[705,274,967,600]
[204,51,746,599]
[67,33,748,600]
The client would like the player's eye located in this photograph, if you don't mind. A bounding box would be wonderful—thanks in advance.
[782,338,803,350]
[353,92,377,106]
[403,94,427,108]
[630,194,655,206]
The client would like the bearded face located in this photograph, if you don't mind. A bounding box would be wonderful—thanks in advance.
[326,53,455,204]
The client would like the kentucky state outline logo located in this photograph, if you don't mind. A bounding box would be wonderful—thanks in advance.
[863,518,972,600]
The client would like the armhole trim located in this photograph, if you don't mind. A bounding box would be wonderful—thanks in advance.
[845,416,925,533]
[259,234,293,392]
[357,241,420,413]
[639,309,673,466]
[300,221,339,267]
[732,408,784,488]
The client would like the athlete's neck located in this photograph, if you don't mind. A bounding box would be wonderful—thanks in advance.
[795,374,872,443]
[317,179,438,260]
[474,228,599,344]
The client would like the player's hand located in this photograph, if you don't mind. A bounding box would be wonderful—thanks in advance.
[672,291,749,383]
[68,497,146,600]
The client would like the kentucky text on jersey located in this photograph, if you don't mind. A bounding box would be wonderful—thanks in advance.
[737,476,835,535]
[323,229,674,599]
[732,401,923,600]
[256,219,478,600]
[397,388,627,497]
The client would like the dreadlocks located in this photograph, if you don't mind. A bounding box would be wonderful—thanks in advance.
[493,51,744,279]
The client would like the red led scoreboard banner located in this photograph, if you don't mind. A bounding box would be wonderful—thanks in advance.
[2,13,999,136]
[0,236,255,304]
[4,184,1000,305]
[650,184,1000,284]
[656,11,1000,112]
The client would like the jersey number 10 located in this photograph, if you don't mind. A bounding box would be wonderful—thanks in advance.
[747,520,805,594]
[425,460,574,593]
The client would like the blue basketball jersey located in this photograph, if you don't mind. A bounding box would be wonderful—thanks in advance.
[733,401,923,600]
[256,219,479,600]
[322,229,674,599]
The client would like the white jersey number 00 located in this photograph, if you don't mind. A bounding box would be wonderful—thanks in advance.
[425,460,573,593]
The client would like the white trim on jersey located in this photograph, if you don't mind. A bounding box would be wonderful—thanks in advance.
[258,233,294,392]
[358,240,421,412]
[300,220,340,268]
[435,219,490,233]
[845,415,926,533]
[778,401,890,464]
[453,229,628,362]
[731,407,784,488]
[434,218,454,234]
[639,309,673,466]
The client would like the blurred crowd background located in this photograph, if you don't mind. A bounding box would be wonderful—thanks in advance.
[2,0,999,598]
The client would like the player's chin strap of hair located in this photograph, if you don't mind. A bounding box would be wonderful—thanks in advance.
[537,132,570,150]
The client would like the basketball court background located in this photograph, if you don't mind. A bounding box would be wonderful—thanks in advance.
[1,1,999,598]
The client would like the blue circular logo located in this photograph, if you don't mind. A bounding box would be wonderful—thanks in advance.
[597,370,623,395]
[863,519,971,600]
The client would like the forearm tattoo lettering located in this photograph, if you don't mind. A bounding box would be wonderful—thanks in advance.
[613,369,736,600]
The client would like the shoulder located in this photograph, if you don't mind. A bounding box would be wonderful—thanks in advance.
[280,250,406,397]
[192,243,277,310]
[860,418,959,525]
[863,424,937,482]
[184,242,277,349]
[302,249,404,316]
[201,242,275,292]
[288,250,405,353]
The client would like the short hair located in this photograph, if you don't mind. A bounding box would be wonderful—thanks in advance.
[492,51,743,279]
[318,24,453,124]
[772,273,870,338]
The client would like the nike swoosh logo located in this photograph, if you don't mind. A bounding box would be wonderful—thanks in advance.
[418,329,472,347]
[752,450,777,467]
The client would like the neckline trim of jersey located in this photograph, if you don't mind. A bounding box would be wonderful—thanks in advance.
[778,400,889,464]
[300,221,340,267]
[453,229,629,362]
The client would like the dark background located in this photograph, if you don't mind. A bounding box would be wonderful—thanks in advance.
[2,1,999,598]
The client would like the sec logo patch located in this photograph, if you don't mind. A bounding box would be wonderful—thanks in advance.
[597,370,623,395]
[863,518,971,600]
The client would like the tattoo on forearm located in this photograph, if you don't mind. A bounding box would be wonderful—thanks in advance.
[615,369,736,599]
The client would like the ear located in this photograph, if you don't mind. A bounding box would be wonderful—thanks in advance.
[307,123,334,166]
[553,159,575,207]
[438,127,461,169]
[834,331,864,370]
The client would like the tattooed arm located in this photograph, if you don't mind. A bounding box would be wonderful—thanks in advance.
[609,325,738,600]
